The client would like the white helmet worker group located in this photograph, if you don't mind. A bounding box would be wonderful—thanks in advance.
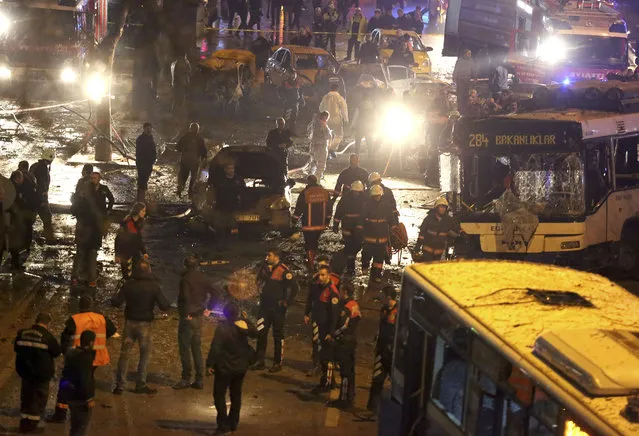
[350,180,365,192]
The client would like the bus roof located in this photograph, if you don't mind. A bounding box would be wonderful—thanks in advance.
[408,260,639,435]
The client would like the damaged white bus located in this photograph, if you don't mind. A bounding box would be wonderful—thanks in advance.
[443,103,639,274]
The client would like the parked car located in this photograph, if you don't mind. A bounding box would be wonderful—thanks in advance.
[265,45,340,88]
[371,28,433,75]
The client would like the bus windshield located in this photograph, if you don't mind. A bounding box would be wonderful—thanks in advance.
[6,8,77,45]
[462,152,585,218]
[560,34,628,67]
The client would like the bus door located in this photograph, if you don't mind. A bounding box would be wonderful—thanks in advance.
[608,134,639,241]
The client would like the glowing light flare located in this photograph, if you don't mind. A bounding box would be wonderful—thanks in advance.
[0,65,11,80]
[84,72,108,102]
[380,104,415,142]
[0,12,11,35]
[537,36,567,64]
[562,78,571,86]
[60,67,78,83]
[565,420,590,436]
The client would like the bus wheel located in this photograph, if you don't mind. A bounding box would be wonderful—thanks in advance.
[619,241,639,279]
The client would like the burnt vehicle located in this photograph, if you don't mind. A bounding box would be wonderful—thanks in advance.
[193,145,294,232]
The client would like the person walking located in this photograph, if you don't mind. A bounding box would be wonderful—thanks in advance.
[209,163,245,247]
[176,122,207,198]
[48,296,116,424]
[333,180,366,274]
[60,331,96,436]
[250,248,298,373]
[206,302,257,434]
[414,197,462,261]
[14,312,62,433]
[309,111,332,180]
[29,150,55,241]
[266,118,293,170]
[173,255,223,390]
[326,282,361,409]
[360,185,398,283]
[111,260,170,395]
[135,122,157,203]
[366,285,397,413]
[319,83,349,156]
[345,8,367,61]
[333,154,369,198]
[292,175,332,275]
[114,203,148,280]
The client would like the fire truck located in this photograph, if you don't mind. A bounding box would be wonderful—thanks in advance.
[443,0,634,84]
[0,0,107,97]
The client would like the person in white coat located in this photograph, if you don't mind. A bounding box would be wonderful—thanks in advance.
[319,83,349,156]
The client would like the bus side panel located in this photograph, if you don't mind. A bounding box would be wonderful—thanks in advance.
[606,188,639,242]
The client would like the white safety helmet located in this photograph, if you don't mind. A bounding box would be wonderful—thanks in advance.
[370,185,384,196]
[350,180,364,192]
[368,172,381,184]
[41,149,55,161]
[434,197,449,208]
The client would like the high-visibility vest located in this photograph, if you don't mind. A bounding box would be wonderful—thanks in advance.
[71,312,109,366]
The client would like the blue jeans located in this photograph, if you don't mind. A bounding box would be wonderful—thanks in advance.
[116,321,152,389]
[178,316,203,382]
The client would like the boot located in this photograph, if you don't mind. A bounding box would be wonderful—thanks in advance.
[46,406,67,423]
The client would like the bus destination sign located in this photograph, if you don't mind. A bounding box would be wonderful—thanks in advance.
[468,133,558,148]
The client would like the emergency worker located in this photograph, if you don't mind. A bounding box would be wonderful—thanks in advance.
[48,296,116,424]
[251,248,298,373]
[135,122,157,203]
[359,185,398,282]
[319,83,349,156]
[114,202,148,280]
[326,282,361,409]
[333,180,366,274]
[366,285,397,413]
[305,265,340,377]
[368,172,398,216]
[14,312,62,433]
[292,175,332,275]
[29,150,54,240]
[315,255,341,287]
[60,330,96,436]
[210,163,245,246]
[10,170,38,262]
[176,123,207,198]
[334,154,369,197]
[414,197,462,261]
[174,255,223,390]
[309,112,332,180]
[266,118,293,169]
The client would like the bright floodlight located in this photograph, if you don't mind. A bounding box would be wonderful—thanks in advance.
[60,67,78,83]
[537,36,566,64]
[84,72,108,102]
[382,105,413,142]
[0,65,11,80]
[0,13,11,35]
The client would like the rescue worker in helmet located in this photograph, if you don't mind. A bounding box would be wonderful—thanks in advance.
[414,197,462,262]
[333,180,366,275]
[292,175,332,275]
[29,149,55,240]
[368,172,398,217]
[359,184,399,283]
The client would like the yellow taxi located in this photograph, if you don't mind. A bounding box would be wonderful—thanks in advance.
[371,28,433,75]
[265,45,339,88]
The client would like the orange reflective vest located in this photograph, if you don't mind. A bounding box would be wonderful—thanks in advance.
[72,312,109,366]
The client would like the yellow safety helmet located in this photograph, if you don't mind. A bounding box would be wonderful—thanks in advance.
[350,180,364,192]
[434,197,449,208]
[370,185,384,196]
[368,172,382,184]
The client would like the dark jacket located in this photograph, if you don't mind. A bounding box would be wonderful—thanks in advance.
[359,196,399,244]
[177,132,207,165]
[389,49,416,67]
[376,301,397,353]
[92,184,115,215]
[60,347,96,404]
[395,14,413,31]
[60,313,117,351]
[210,173,246,212]
[305,280,340,337]
[29,159,51,199]
[257,262,298,309]
[359,41,380,64]
[114,217,146,258]
[14,180,39,212]
[334,190,366,236]
[111,269,170,322]
[291,34,312,46]
[370,183,398,215]
[266,128,293,159]
[250,36,272,69]
[367,16,382,33]
[14,324,62,382]
[417,209,462,255]
[378,14,396,30]
[333,297,361,345]
[135,133,158,171]
[334,166,369,196]
[178,268,223,318]
[206,318,257,375]
[293,183,332,231]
